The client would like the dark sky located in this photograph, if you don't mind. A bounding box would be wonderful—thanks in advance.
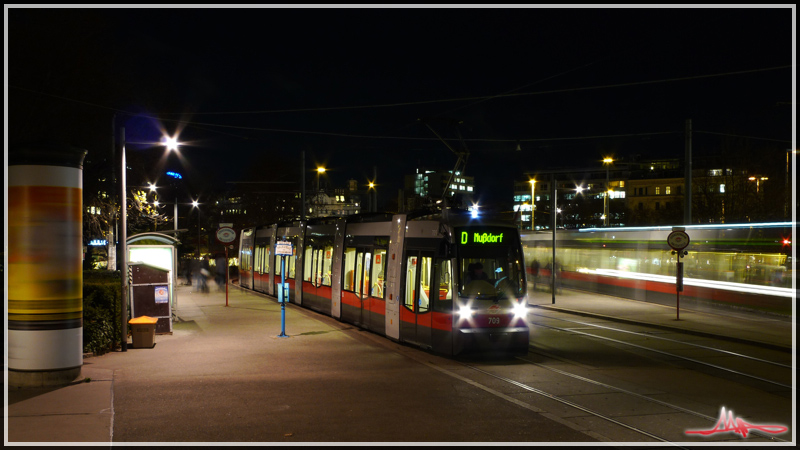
[7,6,795,207]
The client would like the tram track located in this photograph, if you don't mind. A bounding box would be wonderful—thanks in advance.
[460,362,677,444]
[436,309,792,442]
[457,356,790,443]
[334,306,792,443]
[527,311,793,390]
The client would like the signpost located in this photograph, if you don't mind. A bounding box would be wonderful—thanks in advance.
[275,239,293,338]
[668,227,690,320]
[216,227,237,307]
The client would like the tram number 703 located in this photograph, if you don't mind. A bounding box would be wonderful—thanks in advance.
[487,317,500,325]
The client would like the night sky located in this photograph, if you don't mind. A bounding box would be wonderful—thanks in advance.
[7,6,795,208]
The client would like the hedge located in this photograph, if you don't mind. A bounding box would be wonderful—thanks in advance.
[83,270,123,355]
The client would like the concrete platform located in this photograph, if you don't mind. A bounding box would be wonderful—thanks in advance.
[5,282,794,443]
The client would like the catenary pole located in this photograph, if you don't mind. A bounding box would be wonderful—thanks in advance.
[552,175,557,305]
[120,127,128,352]
[684,119,692,225]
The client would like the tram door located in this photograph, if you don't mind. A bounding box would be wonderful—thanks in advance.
[403,251,433,347]
[354,250,372,329]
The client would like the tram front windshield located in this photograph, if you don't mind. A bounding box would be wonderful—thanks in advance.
[458,245,525,300]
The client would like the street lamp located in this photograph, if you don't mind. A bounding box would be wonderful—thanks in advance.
[192,200,201,257]
[164,136,180,152]
[368,181,376,213]
[748,176,768,193]
[529,179,536,230]
[602,157,614,226]
[118,125,182,352]
[317,167,326,192]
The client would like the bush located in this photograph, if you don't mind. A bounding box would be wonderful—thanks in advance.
[83,270,122,355]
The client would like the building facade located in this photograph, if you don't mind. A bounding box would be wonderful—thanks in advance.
[403,168,475,211]
[516,155,784,229]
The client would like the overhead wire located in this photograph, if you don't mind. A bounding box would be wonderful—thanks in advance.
[9,63,793,145]
[146,64,792,116]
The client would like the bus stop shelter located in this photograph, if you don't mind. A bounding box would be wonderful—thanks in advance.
[127,232,181,314]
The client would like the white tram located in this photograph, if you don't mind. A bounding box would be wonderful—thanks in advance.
[239,210,529,355]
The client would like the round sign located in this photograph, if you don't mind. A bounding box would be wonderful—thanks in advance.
[667,230,690,250]
[216,227,237,244]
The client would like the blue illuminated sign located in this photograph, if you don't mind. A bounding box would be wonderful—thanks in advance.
[166,171,182,179]
[89,239,108,246]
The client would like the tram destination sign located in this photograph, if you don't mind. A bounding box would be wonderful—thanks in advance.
[458,228,508,246]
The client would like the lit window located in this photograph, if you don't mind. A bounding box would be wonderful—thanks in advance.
[655,187,660,195]
[665,186,671,195]
[719,184,725,193]
[467,186,473,192]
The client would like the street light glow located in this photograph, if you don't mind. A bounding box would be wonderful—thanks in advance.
[164,136,180,152]
[192,200,199,208]
[317,167,326,173]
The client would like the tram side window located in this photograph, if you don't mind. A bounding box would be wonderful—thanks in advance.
[355,251,365,296]
[418,256,432,312]
[265,249,270,274]
[343,247,356,291]
[433,259,453,312]
[321,246,334,286]
[275,252,281,276]
[241,248,251,272]
[312,248,322,286]
[404,255,432,313]
[405,256,418,311]
[304,247,314,282]
[254,247,262,273]
[288,248,297,279]
[363,252,371,296]
[371,248,387,298]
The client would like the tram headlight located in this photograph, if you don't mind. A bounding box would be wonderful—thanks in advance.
[513,301,528,319]
[458,305,473,319]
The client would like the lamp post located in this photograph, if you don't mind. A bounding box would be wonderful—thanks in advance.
[748,176,768,193]
[603,157,614,226]
[787,150,798,220]
[368,181,376,213]
[529,179,536,230]
[192,200,201,257]
[118,126,182,352]
[317,167,326,193]
[119,127,129,351]
[149,194,180,232]
[573,184,585,229]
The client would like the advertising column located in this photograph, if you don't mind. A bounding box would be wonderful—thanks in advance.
[8,143,87,387]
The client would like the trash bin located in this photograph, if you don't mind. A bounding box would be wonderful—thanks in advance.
[129,316,158,348]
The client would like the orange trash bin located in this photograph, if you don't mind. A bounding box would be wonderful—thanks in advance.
[128,316,159,348]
